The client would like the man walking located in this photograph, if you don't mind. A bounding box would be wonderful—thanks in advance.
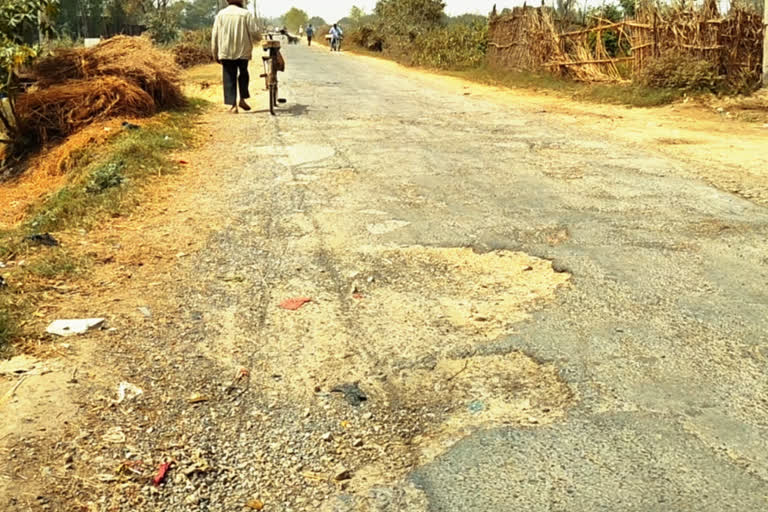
[211,0,260,113]
[306,24,315,46]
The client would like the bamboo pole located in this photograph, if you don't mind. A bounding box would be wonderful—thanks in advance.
[553,57,635,65]
[763,0,767,86]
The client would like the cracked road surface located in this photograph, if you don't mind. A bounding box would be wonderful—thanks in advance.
[4,45,768,511]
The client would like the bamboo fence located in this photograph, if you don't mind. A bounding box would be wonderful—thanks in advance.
[487,3,764,88]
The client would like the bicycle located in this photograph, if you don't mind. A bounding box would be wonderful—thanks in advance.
[261,34,285,115]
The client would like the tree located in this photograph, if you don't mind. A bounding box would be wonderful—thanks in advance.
[373,0,445,39]
[80,0,105,37]
[556,0,577,21]
[179,0,216,30]
[618,0,636,17]
[106,0,128,35]
[56,0,82,37]
[448,13,486,26]
[144,0,180,43]
[0,0,59,147]
[281,7,308,32]
[307,16,326,27]
[349,5,365,26]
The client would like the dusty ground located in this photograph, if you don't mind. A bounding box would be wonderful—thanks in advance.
[1,46,768,511]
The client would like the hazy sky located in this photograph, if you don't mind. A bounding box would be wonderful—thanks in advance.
[255,1,526,23]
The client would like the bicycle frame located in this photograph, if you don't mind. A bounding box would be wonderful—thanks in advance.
[261,35,281,115]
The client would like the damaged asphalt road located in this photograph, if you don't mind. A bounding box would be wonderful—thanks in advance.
[7,45,768,511]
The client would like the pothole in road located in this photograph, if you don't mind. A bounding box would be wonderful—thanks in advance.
[167,245,576,510]
[349,245,570,342]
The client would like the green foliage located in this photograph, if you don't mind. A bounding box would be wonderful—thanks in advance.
[147,8,180,44]
[282,7,309,33]
[179,0,216,30]
[307,16,327,27]
[347,24,385,51]
[26,103,203,232]
[410,21,487,70]
[86,161,125,194]
[448,14,486,26]
[0,0,59,145]
[599,3,624,22]
[618,0,636,17]
[348,5,366,27]
[342,0,486,70]
[638,54,724,93]
[374,0,445,40]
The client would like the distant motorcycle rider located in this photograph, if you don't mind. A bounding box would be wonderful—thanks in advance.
[329,23,343,51]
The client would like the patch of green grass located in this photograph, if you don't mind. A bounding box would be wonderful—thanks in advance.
[24,248,88,279]
[25,99,207,233]
[85,161,125,194]
[449,67,685,107]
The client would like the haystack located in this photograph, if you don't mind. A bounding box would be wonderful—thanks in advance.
[32,36,184,108]
[16,36,184,143]
[16,77,155,143]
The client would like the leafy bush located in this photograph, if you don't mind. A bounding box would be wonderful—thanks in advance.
[374,0,446,40]
[347,25,385,51]
[174,29,215,68]
[147,10,180,44]
[342,2,488,71]
[638,54,724,92]
[411,22,488,70]
[86,161,125,194]
[180,28,212,47]
[0,0,58,152]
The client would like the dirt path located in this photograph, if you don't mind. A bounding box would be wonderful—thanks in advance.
[2,47,768,511]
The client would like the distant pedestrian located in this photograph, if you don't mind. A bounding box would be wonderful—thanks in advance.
[211,0,260,113]
[306,24,314,46]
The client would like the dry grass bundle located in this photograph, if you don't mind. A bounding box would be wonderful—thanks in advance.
[488,4,762,89]
[488,7,564,72]
[173,43,214,69]
[32,36,184,109]
[16,76,155,143]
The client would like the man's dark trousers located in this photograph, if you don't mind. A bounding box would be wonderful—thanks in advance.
[221,59,250,106]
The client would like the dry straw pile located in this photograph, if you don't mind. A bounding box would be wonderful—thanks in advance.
[173,43,215,69]
[18,36,184,143]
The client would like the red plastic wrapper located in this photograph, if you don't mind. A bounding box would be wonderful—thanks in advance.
[153,462,171,486]
[279,297,311,310]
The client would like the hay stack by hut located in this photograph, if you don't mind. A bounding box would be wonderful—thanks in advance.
[18,36,184,143]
